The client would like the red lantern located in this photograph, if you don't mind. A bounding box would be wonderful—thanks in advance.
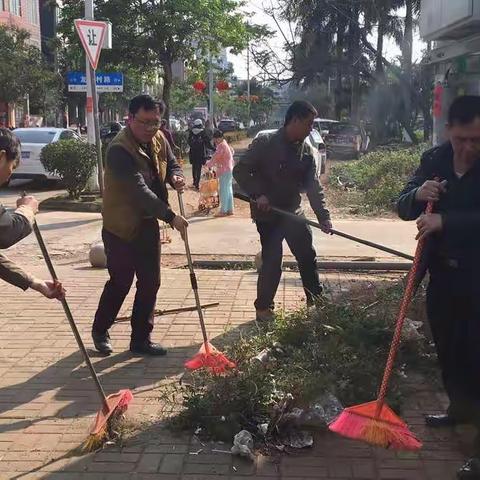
[193,80,206,92]
[216,80,229,91]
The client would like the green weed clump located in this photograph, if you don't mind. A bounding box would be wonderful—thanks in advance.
[330,144,429,213]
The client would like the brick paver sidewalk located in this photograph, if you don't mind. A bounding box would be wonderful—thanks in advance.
[0,265,466,479]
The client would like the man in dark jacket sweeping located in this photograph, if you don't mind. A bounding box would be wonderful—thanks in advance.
[92,95,188,357]
[233,101,332,322]
[397,95,480,480]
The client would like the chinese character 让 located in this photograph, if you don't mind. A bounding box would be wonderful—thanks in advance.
[87,28,98,46]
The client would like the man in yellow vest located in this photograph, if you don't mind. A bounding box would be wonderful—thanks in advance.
[92,95,188,356]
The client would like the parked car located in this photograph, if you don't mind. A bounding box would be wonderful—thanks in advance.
[253,128,327,175]
[314,118,339,136]
[218,119,237,133]
[324,122,370,159]
[12,128,82,181]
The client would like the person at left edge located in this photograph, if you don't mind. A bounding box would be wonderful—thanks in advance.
[0,128,65,300]
[92,95,188,356]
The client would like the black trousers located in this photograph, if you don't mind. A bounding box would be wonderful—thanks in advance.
[427,265,480,430]
[192,162,203,189]
[93,220,160,346]
[255,216,321,310]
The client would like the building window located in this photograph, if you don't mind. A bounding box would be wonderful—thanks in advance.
[26,0,39,24]
[9,0,21,16]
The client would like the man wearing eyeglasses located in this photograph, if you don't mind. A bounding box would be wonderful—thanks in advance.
[92,94,188,356]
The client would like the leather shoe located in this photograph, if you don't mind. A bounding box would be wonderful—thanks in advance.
[457,457,480,479]
[130,341,167,356]
[92,329,113,355]
[425,414,458,428]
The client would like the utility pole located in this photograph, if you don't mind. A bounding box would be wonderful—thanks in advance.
[24,94,30,127]
[85,0,101,193]
[208,49,214,125]
[247,42,251,126]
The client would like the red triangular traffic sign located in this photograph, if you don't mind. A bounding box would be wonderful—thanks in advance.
[74,19,107,71]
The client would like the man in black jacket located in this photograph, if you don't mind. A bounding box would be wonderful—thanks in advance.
[188,119,213,190]
[397,96,480,480]
[234,101,332,322]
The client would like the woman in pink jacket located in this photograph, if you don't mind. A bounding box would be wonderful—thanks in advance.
[206,129,235,216]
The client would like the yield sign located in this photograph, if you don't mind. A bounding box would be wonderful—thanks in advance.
[74,19,107,70]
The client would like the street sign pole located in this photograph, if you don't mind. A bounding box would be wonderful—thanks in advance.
[89,68,104,195]
[74,17,107,196]
[84,0,98,192]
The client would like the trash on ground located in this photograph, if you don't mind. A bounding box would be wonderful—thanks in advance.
[231,430,255,461]
[402,318,424,341]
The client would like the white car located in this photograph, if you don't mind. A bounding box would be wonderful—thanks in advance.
[314,118,339,136]
[12,128,82,181]
[254,128,327,175]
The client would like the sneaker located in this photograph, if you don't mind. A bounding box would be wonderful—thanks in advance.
[256,309,275,322]
[130,341,167,356]
[92,329,113,355]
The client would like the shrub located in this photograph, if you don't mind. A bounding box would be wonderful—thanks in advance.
[41,140,97,199]
[330,144,429,212]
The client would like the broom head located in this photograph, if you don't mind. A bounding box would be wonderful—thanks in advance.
[185,341,235,374]
[83,389,133,451]
[329,400,422,451]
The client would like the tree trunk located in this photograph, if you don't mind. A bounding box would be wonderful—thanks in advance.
[402,0,413,78]
[350,4,361,122]
[162,60,173,123]
[423,41,433,142]
[334,12,345,120]
[401,0,414,136]
[376,14,385,77]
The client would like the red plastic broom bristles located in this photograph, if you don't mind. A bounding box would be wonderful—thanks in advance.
[329,202,434,450]
[84,389,134,451]
[185,341,236,374]
[177,192,235,375]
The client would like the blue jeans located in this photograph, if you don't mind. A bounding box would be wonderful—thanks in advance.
[219,171,233,213]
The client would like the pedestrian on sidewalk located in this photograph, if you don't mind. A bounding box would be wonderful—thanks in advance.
[188,119,213,190]
[233,101,332,322]
[0,128,65,300]
[397,95,480,480]
[92,95,188,357]
[205,129,234,217]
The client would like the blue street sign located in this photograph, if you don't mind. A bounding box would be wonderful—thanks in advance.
[67,72,123,92]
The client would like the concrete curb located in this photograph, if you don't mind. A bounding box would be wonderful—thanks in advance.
[39,196,102,213]
[192,259,412,271]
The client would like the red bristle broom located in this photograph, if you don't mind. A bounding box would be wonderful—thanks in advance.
[329,202,434,451]
[177,191,235,374]
[32,218,133,451]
